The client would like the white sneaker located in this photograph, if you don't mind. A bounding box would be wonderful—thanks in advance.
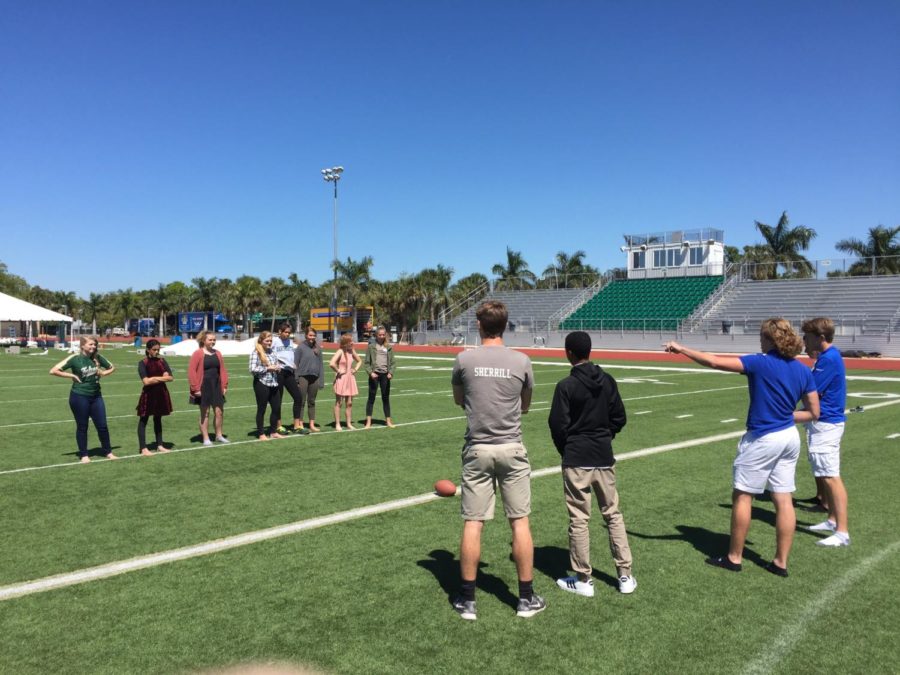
[215,436,230,444]
[808,519,836,532]
[618,575,637,594]
[202,439,213,447]
[816,532,850,547]
[556,576,594,597]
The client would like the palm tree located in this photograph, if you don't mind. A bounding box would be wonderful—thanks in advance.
[754,211,817,278]
[835,225,900,276]
[234,275,263,336]
[263,276,288,331]
[190,277,219,330]
[113,288,138,329]
[84,293,105,335]
[162,281,191,334]
[285,273,313,330]
[417,265,455,323]
[332,256,374,306]
[541,250,599,288]
[492,247,536,290]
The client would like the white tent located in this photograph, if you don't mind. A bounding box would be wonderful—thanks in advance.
[0,292,73,322]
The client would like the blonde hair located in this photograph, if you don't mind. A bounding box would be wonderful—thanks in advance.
[256,331,273,366]
[79,335,97,347]
[375,326,390,345]
[339,333,354,350]
[761,318,803,359]
[196,330,214,347]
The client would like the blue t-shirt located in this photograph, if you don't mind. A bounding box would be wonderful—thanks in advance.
[738,350,816,436]
[812,346,847,423]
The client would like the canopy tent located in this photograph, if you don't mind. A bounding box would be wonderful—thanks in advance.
[0,292,73,322]
[0,291,73,343]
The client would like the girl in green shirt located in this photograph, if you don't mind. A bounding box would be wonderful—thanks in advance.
[50,336,118,463]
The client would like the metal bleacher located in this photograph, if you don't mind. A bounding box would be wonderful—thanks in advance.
[449,288,583,332]
[696,276,900,336]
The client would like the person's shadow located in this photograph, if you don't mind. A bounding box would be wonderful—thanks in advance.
[63,445,122,459]
[417,549,519,609]
[629,524,767,570]
[533,545,619,590]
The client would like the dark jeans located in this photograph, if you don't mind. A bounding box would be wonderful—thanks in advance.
[278,369,303,421]
[138,415,163,450]
[253,379,283,435]
[366,372,392,418]
[297,375,320,421]
[69,391,111,458]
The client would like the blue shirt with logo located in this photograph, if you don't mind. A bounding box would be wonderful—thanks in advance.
[738,350,817,436]
[812,346,847,423]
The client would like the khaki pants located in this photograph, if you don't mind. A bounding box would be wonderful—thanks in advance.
[563,466,633,577]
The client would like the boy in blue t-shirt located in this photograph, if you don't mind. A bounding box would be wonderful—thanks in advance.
[798,318,850,547]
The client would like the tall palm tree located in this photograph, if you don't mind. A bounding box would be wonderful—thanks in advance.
[162,281,191,335]
[541,250,599,288]
[263,276,288,331]
[234,275,263,336]
[835,225,900,276]
[190,277,219,330]
[417,265,455,323]
[84,292,105,335]
[285,273,313,330]
[492,247,536,290]
[754,211,817,278]
[332,256,374,306]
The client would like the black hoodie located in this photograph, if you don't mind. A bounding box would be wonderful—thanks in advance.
[548,362,627,467]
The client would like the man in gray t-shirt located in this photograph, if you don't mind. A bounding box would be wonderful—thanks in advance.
[448,300,545,621]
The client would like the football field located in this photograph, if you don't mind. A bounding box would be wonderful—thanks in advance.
[1,347,899,674]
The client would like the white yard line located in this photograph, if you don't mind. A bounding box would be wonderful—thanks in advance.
[741,540,900,675]
[0,427,748,602]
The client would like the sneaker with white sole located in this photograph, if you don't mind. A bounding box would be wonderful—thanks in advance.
[618,575,637,594]
[451,596,476,621]
[808,519,836,532]
[215,436,230,444]
[516,594,547,618]
[816,532,850,547]
[202,439,213,447]
[556,576,594,597]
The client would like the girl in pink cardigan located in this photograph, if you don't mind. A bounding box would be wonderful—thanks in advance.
[188,330,230,446]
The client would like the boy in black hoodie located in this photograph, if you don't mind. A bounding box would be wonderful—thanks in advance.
[548,331,636,597]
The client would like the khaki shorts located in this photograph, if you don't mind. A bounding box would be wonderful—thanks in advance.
[460,442,531,521]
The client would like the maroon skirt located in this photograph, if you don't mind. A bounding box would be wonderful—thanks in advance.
[137,384,173,417]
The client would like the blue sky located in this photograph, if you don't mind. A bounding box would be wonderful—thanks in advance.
[2,0,898,297]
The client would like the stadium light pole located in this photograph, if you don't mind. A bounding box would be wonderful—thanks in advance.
[321,166,343,340]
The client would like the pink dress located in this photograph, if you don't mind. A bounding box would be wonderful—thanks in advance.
[333,350,359,397]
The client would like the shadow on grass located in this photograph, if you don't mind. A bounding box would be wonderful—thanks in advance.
[63,446,122,459]
[533,544,618,591]
[629,525,767,570]
[417,549,519,610]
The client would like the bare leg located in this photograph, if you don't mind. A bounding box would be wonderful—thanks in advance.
[334,397,342,431]
[364,416,373,429]
[728,489,753,564]
[770,491,796,568]
[814,476,830,511]
[199,406,210,442]
[460,520,484,581]
[509,516,535,581]
[822,476,849,533]
[214,406,224,438]
[346,398,355,429]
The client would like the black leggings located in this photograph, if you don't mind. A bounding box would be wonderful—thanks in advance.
[138,415,163,450]
[278,369,303,421]
[253,379,283,435]
[366,372,391,417]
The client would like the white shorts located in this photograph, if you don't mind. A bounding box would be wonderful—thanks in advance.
[806,421,844,477]
[733,426,801,494]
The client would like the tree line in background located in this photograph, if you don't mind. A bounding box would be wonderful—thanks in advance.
[1,214,897,335]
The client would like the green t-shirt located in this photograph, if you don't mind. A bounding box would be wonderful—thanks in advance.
[62,353,112,396]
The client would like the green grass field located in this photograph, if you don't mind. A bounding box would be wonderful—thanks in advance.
[1,346,899,674]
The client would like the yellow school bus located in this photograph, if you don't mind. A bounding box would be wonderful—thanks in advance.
[309,306,374,338]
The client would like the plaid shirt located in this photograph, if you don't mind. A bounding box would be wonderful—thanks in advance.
[249,349,280,387]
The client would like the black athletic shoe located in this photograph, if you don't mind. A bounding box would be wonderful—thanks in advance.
[516,594,547,618]
[765,561,789,578]
[451,596,476,621]
[705,555,742,572]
